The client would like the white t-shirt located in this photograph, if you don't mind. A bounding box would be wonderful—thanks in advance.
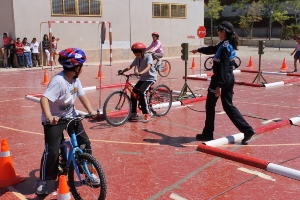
[31,42,39,53]
[41,71,85,122]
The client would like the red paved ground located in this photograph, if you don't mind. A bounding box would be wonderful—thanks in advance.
[1,53,300,199]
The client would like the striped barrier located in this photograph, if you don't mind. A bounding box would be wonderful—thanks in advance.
[197,144,300,181]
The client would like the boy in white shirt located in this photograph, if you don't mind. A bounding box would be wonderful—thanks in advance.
[31,38,41,67]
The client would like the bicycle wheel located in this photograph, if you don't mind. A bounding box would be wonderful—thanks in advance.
[204,56,214,70]
[68,153,107,200]
[103,91,132,126]
[157,60,171,77]
[149,84,172,116]
[235,56,241,67]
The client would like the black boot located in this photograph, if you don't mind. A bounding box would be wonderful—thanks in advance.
[241,129,256,145]
[196,134,214,141]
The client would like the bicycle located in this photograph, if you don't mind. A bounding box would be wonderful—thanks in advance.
[135,53,171,77]
[204,56,241,70]
[103,73,172,126]
[55,114,107,200]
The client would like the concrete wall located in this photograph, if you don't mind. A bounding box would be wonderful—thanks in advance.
[2,0,204,62]
[0,0,15,43]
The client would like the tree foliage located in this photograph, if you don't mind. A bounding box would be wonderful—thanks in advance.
[286,0,300,24]
[204,0,225,40]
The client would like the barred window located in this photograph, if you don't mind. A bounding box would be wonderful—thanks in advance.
[153,2,186,18]
[51,0,102,16]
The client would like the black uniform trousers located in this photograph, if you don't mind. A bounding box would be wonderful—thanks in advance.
[131,80,154,114]
[202,73,253,135]
[39,119,92,180]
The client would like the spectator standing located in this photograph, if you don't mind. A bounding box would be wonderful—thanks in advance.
[15,38,25,68]
[1,33,10,62]
[23,38,33,68]
[52,36,60,66]
[31,38,41,67]
[7,39,15,69]
[42,34,50,66]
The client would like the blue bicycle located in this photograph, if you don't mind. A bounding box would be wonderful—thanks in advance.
[57,114,107,200]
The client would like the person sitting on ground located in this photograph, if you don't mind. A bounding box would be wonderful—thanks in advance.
[1,33,10,61]
[146,32,163,66]
[119,42,156,123]
[190,21,255,144]
[290,35,300,73]
[36,48,100,195]
[7,39,15,69]
[15,38,25,68]
[31,38,42,67]
[22,37,33,68]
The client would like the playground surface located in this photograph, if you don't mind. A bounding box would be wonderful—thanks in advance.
[1,46,300,199]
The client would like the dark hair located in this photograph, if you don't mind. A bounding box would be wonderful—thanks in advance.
[43,34,48,40]
[17,37,20,40]
[33,37,36,40]
[226,32,239,50]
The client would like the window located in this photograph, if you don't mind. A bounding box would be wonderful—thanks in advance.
[153,2,186,18]
[51,0,102,16]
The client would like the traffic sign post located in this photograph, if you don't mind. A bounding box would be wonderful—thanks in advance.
[197,26,206,77]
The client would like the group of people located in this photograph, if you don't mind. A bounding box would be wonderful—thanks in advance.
[0,33,59,68]
[35,21,257,195]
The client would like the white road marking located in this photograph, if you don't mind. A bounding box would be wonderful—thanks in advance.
[7,186,27,200]
[170,193,188,200]
[262,118,281,125]
[238,167,276,181]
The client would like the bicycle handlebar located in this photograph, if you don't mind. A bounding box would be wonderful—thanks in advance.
[43,114,97,125]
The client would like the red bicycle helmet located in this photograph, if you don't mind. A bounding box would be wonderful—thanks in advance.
[152,32,159,37]
[131,42,146,52]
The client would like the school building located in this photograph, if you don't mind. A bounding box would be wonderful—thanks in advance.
[0,0,204,63]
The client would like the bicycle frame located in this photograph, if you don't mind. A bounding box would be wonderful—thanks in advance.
[60,132,93,183]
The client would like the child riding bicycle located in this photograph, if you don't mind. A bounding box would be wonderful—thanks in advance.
[146,32,163,66]
[119,42,156,123]
[36,48,99,195]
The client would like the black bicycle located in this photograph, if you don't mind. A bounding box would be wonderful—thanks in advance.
[204,56,241,70]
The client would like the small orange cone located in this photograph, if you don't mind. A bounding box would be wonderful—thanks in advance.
[42,69,50,85]
[163,61,169,73]
[58,175,71,200]
[0,138,25,187]
[96,65,105,79]
[280,58,288,71]
[247,56,254,68]
[190,58,197,69]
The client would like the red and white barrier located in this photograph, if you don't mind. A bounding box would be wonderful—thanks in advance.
[197,144,300,181]
[203,133,244,147]
[264,81,284,88]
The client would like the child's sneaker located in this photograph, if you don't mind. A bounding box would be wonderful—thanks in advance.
[36,180,48,195]
[142,113,152,123]
[129,113,138,120]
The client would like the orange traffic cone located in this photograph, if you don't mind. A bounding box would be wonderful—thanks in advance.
[42,69,50,85]
[190,58,197,69]
[58,175,71,200]
[163,61,169,73]
[96,65,105,79]
[280,58,288,71]
[247,56,254,68]
[0,138,25,187]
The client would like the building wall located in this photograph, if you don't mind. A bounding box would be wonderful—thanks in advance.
[0,0,15,44]
[8,0,204,62]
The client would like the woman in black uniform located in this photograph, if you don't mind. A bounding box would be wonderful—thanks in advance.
[190,21,255,144]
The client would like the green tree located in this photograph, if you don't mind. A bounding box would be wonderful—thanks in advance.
[273,10,290,49]
[204,0,225,41]
[286,0,300,24]
[231,0,251,14]
[246,1,264,38]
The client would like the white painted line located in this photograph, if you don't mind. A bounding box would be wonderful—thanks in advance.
[238,167,275,181]
[170,193,187,200]
[267,163,300,181]
[264,81,284,88]
[7,186,27,200]
[21,106,35,108]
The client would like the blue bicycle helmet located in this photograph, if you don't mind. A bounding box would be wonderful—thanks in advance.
[58,48,86,69]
